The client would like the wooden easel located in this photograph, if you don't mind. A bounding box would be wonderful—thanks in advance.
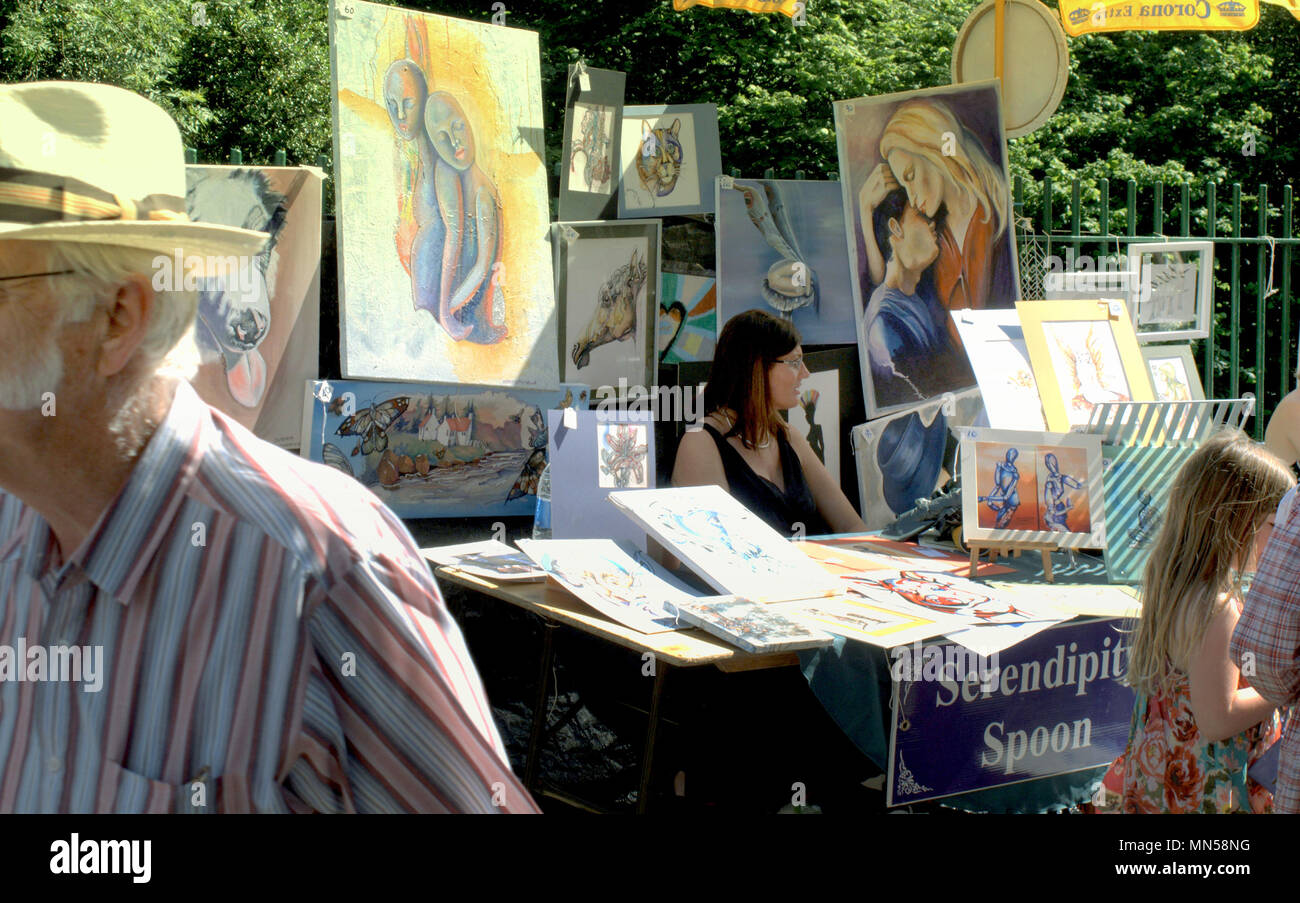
[968,538,1058,583]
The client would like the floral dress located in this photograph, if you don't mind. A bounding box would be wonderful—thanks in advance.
[1100,666,1281,813]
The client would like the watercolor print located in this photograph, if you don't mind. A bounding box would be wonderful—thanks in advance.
[568,101,615,194]
[784,368,840,486]
[516,539,690,633]
[834,81,1018,418]
[851,387,984,531]
[658,273,716,363]
[960,427,1106,548]
[794,596,949,649]
[607,485,839,602]
[1102,445,1196,584]
[597,422,649,488]
[1141,346,1204,402]
[1041,321,1132,423]
[557,224,658,391]
[331,1,557,387]
[621,111,697,211]
[950,308,1045,431]
[672,597,832,654]
[715,178,855,344]
[423,539,543,582]
[302,379,584,518]
[185,165,322,447]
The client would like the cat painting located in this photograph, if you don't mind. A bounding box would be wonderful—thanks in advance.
[635,119,682,201]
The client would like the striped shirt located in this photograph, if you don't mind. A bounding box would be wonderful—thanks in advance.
[0,380,537,813]
[1230,486,1300,813]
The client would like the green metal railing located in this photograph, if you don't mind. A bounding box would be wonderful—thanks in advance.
[1015,176,1298,440]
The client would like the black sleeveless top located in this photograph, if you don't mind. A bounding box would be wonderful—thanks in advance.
[701,424,829,537]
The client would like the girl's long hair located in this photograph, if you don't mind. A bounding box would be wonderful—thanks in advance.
[1127,430,1294,696]
[703,310,799,449]
[879,98,1007,240]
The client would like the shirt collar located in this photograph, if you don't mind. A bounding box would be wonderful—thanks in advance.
[18,379,207,604]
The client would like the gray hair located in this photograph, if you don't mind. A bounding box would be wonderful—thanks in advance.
[43,241,201,381]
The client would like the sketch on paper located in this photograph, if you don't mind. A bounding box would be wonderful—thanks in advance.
[568,102,615,194]
[950,309,1045,431]
[572,247,646,371]
[1042,321,1132,423]
[185,165,322,448]
[516,538,691,633]
[608,485,839,602]
[331,2,557,386]
[618,105,721,217]
[302,379,584,518]
[598,422,649,488]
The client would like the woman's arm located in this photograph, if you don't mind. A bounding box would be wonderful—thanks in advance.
[1188,598,1276,743]
[1264,390,1300,468]
[785,426,867,534]
[857,164,896,288]
[670,427,729,491]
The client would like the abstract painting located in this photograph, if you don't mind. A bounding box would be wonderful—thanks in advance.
[555,220,660,395]
[1141,344,1205,402]
[558,64,625,220]
[715,177,855,344]
[833,80,1019,419]
[516,538,692,634]
[1102,444,1196,584]
[607,484,840,603]
[959,426,1106,549]
[951,308,1045,430]
[851,388,984,531]
[301,378,585,518]
[549,409,655,549]
[1017,299,1154,432]
[658,273,716,364]
[330,2,558,387]
[618,104,722,218]
[1126,241,1214,343]
[185,165,323,449]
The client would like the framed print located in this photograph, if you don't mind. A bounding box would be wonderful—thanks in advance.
[833,80,1019,419]
[959,426,1106,549]
[715,177,856,345]
[558,64,626,221]
[1126,241,1214,343]
[185,165,323,450]
[1016,299,1155,432]
[1102,444,1196,583]
[852,388,984,530]
[301,378,586,519]
[330,1,558,388]
[784,347,865,500]
[950,308,1046,431]
[618,103,722,218]
[1140,344,1205,402]
[554,220,661,396]
[549,408,655,549]
[658,214,718,363]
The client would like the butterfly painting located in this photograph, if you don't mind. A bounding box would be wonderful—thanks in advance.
[337,396,410,456]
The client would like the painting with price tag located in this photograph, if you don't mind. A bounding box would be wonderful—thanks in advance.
[329,0,558,388]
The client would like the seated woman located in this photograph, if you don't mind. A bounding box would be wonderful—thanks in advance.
[672,310,868,536]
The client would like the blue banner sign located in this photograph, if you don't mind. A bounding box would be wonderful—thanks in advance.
[887,617,1136,806]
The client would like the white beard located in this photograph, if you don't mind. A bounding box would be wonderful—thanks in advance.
[0,329,62,411]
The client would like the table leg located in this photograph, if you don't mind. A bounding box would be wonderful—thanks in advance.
[968,543,979,578]
[636,661,669,814]
[1042,548,1054,583]
[524,620,557,792]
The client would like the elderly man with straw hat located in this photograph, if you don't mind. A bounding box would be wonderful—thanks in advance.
[0,82,536,813]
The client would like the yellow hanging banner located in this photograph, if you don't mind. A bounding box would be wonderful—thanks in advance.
[1261,0,1300,21]
[673,0,802,17]
[1058,0,1259,35]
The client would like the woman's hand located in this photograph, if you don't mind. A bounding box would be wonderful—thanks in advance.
[858,163,898,288]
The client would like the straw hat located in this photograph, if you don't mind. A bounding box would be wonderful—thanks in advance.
[0,81,269,257]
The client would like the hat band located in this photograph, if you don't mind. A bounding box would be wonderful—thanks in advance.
[0,167,188,226]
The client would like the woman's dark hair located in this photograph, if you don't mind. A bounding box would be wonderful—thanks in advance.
[703,310,800,448]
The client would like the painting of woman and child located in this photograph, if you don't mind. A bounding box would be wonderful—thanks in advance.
[834,81,1020,419]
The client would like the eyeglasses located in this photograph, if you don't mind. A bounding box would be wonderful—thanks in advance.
[0,269,74,284]
[773,354,804,373]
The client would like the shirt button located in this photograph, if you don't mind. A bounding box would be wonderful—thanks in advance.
[46,757,61,774]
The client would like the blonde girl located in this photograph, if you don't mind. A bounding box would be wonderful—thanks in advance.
[1103,430,1293,813]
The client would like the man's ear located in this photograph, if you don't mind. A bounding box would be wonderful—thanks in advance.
[96,273,154,378]
[888,216,904,241]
